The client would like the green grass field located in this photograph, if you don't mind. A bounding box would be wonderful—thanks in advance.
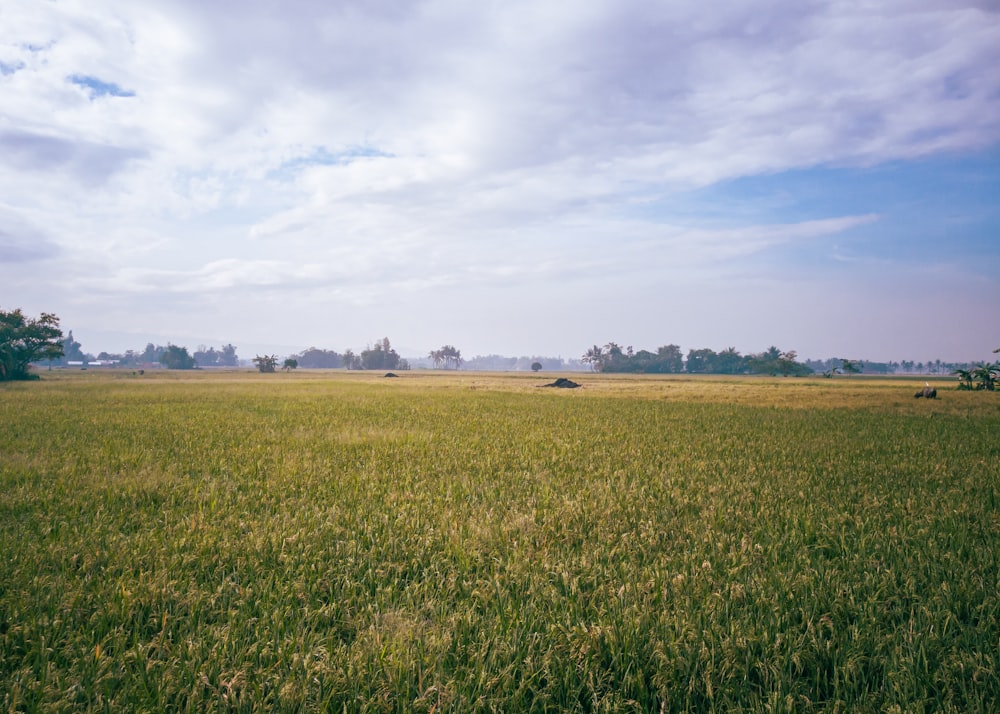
[1,370,998,712]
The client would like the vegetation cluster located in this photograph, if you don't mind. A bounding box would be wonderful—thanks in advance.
[583,343,814,376]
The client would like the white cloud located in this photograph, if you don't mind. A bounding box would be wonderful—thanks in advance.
[1,0,997,357]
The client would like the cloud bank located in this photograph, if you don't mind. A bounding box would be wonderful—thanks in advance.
[2,0,998,359]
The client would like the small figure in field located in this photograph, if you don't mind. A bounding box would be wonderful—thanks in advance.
[914,382,937,399]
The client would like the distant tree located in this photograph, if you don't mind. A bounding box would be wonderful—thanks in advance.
[629,350,657,371]
[253,354,278,373]
[283,358,298,371]
[601,342,627,372]
[59,330,85,364]
[360,338,401,371]
[686,348,717,374]
[219,344,239,366]
[652,344,684,374]
[141,343,161,363]
[582,345,605,372]
[952,367,975,391]
[193,346,219,366]
[430,345,462,370]
[160,345,196,370]
[972,362,999,391]
[342,349,361,370]
[0,308,64,380]
[776,350,805,377]
[749,346,783,375]
[531,361,543,372]
[715,347,745,375]
[290,348,342,369]
[840,359,862,375]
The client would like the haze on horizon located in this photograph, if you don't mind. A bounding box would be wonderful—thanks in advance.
[2,0,998,364]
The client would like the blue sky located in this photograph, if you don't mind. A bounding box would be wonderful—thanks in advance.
[1,0,998,362]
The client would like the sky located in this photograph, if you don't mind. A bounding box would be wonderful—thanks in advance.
[2,0,998,363]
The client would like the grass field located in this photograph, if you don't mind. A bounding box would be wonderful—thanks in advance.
[1,370,998,712]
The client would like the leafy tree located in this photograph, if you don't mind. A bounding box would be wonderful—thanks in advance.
[160,345,196,370]
[60,330,86,364]
[531,361,543,372]
[714,347,745,375]
[283,358,298,371]
[219,344,239,367]
[651,344,684,374]
[360,338,402,371]
[686,348,717,374]
[0,308,64,380]
[601,342,627,372]
[290,348,342,369]
[776,350,811,377]
[342,349,361,370]
[192,344,239,367]
[840,359,862,375]
[582,345,605,372]
[749,346,783,375]
[253,355,278,373]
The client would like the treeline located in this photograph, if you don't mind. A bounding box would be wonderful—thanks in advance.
[582,343,814,376]
[286,338,409,371]
[43,323,987,377]
[49,332,239,368]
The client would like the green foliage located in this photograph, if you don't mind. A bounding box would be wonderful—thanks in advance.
[531,361,543,372]
[840,358,862,375]
[361,338,403,371]
[253,354,279,373]
[1,373,997,711]
[749,347,813,377]
[585,343,692,374]
[283,358,298,371]
[159,344,196,370]
[193,344,239,367]
[60,330,86,364]
[953,363,1000,391]
[0,308,64,380]
[289,348,343,369]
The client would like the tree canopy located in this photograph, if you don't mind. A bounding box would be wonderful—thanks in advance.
[160,345,196,370]
[361,338,406,371]
[253,355,279,373]
[430,345,463,370]
[0,308,64,380]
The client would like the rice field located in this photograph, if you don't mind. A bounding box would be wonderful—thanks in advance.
[1,370,998,712]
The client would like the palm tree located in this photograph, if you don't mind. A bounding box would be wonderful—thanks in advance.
[972,362,999,391]
[952,367,974,390]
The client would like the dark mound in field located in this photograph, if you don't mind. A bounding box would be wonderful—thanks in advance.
[914,386,936,398]
[384,372,399,378]
[540,377,580,389]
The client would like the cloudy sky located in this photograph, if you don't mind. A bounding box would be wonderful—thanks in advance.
[2,0,998,362]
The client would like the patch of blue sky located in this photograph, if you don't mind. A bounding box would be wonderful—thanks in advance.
[637,147,1000,265]
[268,145,393,181]
[68,74,135,98]
[0,61,25,76]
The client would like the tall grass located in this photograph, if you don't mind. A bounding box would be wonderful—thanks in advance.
[1,371,997,712]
